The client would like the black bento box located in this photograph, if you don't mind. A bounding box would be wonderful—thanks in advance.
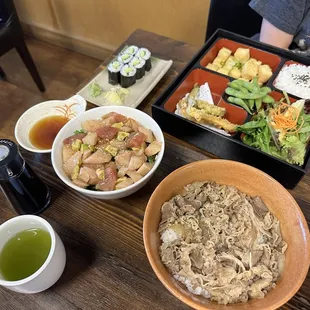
[152,29,310,189]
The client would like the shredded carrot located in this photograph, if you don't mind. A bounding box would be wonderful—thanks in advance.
[270,102,304,134]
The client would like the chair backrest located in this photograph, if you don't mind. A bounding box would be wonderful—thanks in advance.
[205,0,262,41]
[0,0,16,25]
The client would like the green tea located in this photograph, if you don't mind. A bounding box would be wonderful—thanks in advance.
[0,228,51,281]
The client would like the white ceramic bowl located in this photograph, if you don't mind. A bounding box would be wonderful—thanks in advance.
[51,106,165,199]
[15,95,87,153]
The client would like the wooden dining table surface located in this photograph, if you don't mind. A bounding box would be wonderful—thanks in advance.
[0,29,309,310]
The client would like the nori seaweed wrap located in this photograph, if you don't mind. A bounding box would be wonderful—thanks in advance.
[108,60,123,85]
[137,48,152,71]
[129,57,146,80]
[120,65,136,88]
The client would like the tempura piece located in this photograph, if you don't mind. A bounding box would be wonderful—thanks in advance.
[212,56,224,68]
[234,48,250,63]
[186,106,206,122]
[242,59,259,80]
[248,58,262,66]
[229,67,242,79]
[223,56,237,71]
[188,83,200,103]
[196,100,226,117]
[217,67,230,75]
[206,63,219,71]
[258,64,273,84]
[218,47,232,62]
[200,114,237,132]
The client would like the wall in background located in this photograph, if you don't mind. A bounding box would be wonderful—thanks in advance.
[14,0,210,59]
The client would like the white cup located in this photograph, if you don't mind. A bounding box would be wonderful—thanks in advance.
[0,215,66,293]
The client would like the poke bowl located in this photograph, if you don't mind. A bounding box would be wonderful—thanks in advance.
[51,106,165,199]
[143,160,310,310]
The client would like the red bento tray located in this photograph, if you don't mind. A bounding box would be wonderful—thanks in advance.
[269,90,296,103]
[164,68,248,126]
[200,38,282,72]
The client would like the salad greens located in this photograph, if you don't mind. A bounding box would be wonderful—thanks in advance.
[74,129,86,135]
[237,99,310,166]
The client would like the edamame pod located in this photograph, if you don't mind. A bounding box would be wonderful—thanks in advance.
[225,87,268,100]
[232,79,259,92]
[260,86,272,93]
[229,81,249,93]
[255,98,262,111]
[248,99,255,110]
[262,95,275,104]
[227,96,253,114]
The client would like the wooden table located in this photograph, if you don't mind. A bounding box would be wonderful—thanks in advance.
[0,29,309,310]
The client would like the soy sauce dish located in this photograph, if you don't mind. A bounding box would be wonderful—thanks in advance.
[51,106,165,200]
[15,95,87,153]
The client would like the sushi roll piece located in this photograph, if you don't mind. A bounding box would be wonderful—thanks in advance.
[108,60,123,85]
[118,53,133,65]
[137,48,152,71]
[120,65,137,88]
[125,45,139,55]
[129,57,146,79]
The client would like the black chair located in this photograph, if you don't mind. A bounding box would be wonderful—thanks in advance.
[205,0,262,41]
[0,0,45,91]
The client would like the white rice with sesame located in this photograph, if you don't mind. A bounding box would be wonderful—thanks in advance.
[274,64,310,99]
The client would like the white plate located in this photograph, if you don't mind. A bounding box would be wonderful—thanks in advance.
[77,57,173,108]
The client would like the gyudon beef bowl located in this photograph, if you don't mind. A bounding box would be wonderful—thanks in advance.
[143,160,310,310]
[51,106,164,199]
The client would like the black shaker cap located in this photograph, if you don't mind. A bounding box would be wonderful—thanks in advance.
[0,139,24,180]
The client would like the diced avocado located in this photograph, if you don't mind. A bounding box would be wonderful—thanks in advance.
[80,144,89,152]
[105,145,118,157]
[96,168,105,180]
[71,165,80,180]
[116,177,127,184]
[112,122,124,129]
[72,139,82,151]
[89,145,96,152]
[117,131,130,141]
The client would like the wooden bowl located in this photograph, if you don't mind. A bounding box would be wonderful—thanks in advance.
[143,160,310,310]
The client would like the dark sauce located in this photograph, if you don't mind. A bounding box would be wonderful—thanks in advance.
[29,115,68,149]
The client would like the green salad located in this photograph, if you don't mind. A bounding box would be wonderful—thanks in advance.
[237,98,310,166]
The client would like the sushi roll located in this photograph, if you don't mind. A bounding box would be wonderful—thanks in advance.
[108,60,123,85]
[125,45,139,56]
[137,48,152,71]
[120,65,136,88]
[118,53,133,65]
[129,57,146,79]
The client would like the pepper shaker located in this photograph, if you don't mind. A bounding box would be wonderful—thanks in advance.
[0,139,51,215]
